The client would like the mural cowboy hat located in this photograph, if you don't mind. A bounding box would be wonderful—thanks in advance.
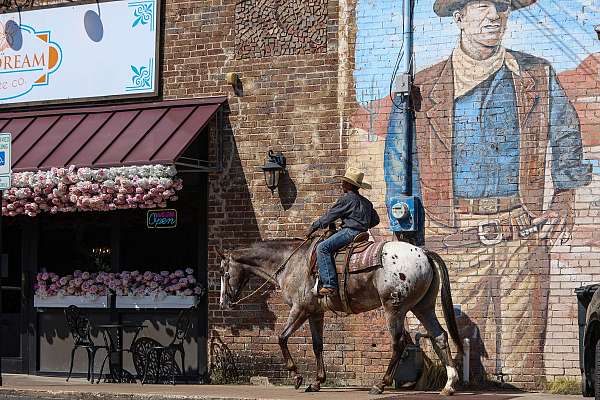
[433,0,536,17]
[336,167,372,190]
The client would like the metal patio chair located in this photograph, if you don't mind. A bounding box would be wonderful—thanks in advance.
[139,305,196,385]
[64,305,110,382]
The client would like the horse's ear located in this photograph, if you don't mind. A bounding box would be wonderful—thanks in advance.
[215,247,226,259]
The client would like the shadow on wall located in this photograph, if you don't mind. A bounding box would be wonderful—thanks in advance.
[456,311,488,386]
[211,106,278,331]
[278,172,297,210]
[209,330,240,384]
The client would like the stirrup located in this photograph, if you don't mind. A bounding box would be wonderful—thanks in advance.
[319,287,337,296]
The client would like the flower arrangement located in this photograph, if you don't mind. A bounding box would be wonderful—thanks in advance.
[34,268,205,299]
[4,164,183,217]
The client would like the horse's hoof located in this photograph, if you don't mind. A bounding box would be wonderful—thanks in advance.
[294,375,304,390]
[368,386,383,395]
[305,383,321,392]
[440,388,455,396]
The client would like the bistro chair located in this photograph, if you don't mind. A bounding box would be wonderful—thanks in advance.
[64,305,110,383]
[139,305,196,385]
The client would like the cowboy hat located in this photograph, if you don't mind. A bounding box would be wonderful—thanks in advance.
[335,167,372,190]
[433,0,536,17]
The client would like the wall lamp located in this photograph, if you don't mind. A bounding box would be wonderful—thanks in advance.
[260,150,286,193]
[595,25,600,40]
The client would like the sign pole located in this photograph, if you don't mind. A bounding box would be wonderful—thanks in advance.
[0,132,12,387]
[0,190,3,386]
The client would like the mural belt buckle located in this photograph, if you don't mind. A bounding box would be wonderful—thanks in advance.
[478,220,503,246]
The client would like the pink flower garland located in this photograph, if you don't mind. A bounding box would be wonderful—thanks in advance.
[34,268,205,298]
[4,165,183,217]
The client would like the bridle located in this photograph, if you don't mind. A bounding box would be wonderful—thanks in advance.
[220,237,312,307]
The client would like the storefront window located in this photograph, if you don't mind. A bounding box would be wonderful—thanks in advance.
[119,192,199,273]
[38,212,111,276]
[1,218,23,358]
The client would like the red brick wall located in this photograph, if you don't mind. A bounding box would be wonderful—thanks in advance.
[160,0,386,386]
[28,0,600,389]
[159,0,600,389]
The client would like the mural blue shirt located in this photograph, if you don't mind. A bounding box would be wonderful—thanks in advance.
[384,59,592,229]
[452,65,520,198]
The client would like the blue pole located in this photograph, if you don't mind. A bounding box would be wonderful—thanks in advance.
[402,0,414,196]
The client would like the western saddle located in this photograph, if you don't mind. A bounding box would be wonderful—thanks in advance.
[309,229,376,314]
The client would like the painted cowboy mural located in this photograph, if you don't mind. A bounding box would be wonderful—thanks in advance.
[352,0,592,381]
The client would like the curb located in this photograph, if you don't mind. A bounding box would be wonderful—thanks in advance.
[0,389,263,400]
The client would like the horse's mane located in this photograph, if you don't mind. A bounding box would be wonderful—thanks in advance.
[232,238,306,267]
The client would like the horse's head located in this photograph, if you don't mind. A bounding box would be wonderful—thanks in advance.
[216,247,248,309]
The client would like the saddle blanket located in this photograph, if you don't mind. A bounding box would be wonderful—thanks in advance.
[335,240,387,274]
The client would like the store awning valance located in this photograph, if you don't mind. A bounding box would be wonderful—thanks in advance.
[0,97,226,173]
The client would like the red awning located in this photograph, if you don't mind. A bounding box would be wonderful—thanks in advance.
[0,97,226,172]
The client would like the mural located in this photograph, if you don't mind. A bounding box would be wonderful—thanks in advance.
[350,0,600,383]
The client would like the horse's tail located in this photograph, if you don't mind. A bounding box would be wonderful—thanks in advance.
[425,249,464,355]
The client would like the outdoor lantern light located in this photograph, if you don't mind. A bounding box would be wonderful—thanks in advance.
[260,150,286,193]
[595,25,600,40]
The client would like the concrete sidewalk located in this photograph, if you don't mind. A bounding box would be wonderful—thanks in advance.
[0,374,582,400]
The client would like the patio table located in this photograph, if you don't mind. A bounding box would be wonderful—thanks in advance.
[96,323,146,383]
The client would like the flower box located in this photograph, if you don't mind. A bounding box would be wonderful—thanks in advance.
[115,295,198,309]
[33,295,109,308]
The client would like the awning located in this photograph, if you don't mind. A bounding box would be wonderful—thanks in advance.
[0,96,227,173]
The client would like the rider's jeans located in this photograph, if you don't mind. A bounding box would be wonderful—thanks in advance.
[317,227,362,290]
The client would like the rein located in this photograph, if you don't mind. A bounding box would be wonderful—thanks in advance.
[229,236,312,306]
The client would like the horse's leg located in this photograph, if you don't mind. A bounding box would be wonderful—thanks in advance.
[412,307,458,396]
[305,311,325,392]
[279,306,309,390]
[369,305,408,395]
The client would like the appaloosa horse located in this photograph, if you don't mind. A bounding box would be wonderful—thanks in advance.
[216,238,462,395]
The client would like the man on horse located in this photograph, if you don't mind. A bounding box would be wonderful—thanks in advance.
[305,167,380,297]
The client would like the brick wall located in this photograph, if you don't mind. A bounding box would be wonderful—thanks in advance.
[158,0,600,390]
[349,0,600,390]
[28,0,599,390]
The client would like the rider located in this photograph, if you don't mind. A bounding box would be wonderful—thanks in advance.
[305,167,380,296]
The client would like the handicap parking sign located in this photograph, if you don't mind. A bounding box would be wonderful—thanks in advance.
[0,151,5,167]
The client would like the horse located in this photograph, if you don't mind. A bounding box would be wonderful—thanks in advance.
[216,238,463,396]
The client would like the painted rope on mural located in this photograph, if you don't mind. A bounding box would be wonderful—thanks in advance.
[350,0,600,383]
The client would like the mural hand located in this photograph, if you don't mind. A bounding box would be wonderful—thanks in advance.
[532,210,564,240]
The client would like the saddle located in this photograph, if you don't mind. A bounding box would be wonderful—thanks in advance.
[309,230,385,314]
[309,231,373,274]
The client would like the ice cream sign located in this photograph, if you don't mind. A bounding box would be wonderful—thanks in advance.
[0,0,158,107]
[0,21,62,101]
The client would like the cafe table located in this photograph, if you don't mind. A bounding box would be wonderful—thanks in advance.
[96,323,146,383]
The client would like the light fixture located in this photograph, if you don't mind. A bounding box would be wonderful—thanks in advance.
[260,150,286,193]
[225,72,243,96]
[595,25,600,40]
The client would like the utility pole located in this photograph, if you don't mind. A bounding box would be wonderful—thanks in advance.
[400,0,414,197]
[386,0,423,242]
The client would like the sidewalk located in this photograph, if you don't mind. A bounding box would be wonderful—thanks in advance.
[0,374,582,400]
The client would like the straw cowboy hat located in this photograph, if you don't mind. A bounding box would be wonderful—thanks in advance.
[433,0,536,17]
[336,167,372,190]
